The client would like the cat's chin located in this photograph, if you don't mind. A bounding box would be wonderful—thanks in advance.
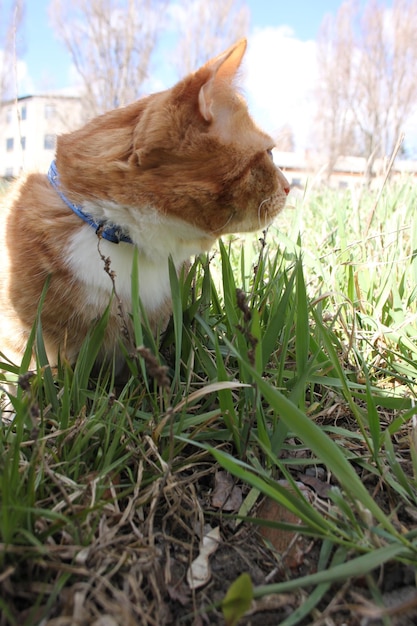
[256,193,288,228]
[219,195,287,236]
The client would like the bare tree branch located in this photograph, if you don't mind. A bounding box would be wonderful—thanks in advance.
[49,0,166,118]
[0,0,25,102]
[314,1,357,178]
[314,0,417,178]
[172,0,249,77]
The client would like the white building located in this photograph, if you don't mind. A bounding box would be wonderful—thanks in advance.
[0,94,83,179]
[273,150,417,189]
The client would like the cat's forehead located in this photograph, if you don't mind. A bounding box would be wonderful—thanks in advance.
[210,97,274,151]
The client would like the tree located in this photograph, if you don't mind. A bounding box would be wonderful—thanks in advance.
[171,0,249,77]
[356,0,417,171]
[0,0,25,102]
[274,124,295,152]
[314,1,357,177]
[49,0,166,118]
[49,0,248,120]
[315,0,417,179]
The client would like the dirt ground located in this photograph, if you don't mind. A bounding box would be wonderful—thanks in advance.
[2,457,417,626]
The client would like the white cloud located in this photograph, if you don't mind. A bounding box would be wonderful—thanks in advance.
[0,50,34,97]
[243,26,317,151]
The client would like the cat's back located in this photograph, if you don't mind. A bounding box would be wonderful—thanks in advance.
[0,173,37,362]
[0,171,82,365]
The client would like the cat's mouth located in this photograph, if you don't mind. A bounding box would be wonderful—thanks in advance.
[211,191,287,236]
[257,196,275,224]
[258,191,287,223]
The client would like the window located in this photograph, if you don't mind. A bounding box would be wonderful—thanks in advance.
[5,167,13,178]
[20,136,26,150]
[6,108,12,124]
[6,137,14,152]
[21,104,27,121]
[44,134,56,150]
[44,104,56,119]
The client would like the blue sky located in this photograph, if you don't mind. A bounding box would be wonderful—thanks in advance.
[3,0,345,150]
[16,0,343,93]
[8,0,414,154]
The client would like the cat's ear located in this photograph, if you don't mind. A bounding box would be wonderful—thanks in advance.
[198,38,247,123]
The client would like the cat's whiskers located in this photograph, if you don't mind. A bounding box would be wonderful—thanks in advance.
[210,210,235,234]
[257,197,272,228]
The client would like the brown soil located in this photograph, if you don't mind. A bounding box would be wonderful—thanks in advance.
[2,454,417,626]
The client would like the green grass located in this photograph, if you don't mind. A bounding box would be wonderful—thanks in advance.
[1,177,417,624]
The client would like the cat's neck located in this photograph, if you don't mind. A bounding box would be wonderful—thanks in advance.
[48,159,214,259]
[48,160,133,244]
[80,196,215,261]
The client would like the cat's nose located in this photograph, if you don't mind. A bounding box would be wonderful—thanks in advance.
[277,168,290,195]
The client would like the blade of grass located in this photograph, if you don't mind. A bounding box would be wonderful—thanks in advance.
[253,542,409,598]
[206,446,332,536]
[230,345,410,542]
[168,255,183,389]
[279,542,346,626]
[261,264,297,371]
[71,304,111,409]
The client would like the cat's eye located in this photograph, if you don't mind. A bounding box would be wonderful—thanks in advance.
[267,149,274,160]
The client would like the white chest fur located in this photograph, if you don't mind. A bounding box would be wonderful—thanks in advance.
[65,207,213,314]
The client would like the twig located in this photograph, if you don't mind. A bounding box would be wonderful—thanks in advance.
[364,133,404,237]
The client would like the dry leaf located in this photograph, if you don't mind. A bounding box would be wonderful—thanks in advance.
[257,481,313,569]
[187,526,221,589]
[299,473,331,498]
[211,471,243,511]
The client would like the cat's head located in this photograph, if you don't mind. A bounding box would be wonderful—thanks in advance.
[57,39,289,238]
[130,38,290,236]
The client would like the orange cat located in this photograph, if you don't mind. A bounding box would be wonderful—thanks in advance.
[0,39,289,372]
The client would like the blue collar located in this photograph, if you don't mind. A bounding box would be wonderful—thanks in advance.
[47,160,133,245]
